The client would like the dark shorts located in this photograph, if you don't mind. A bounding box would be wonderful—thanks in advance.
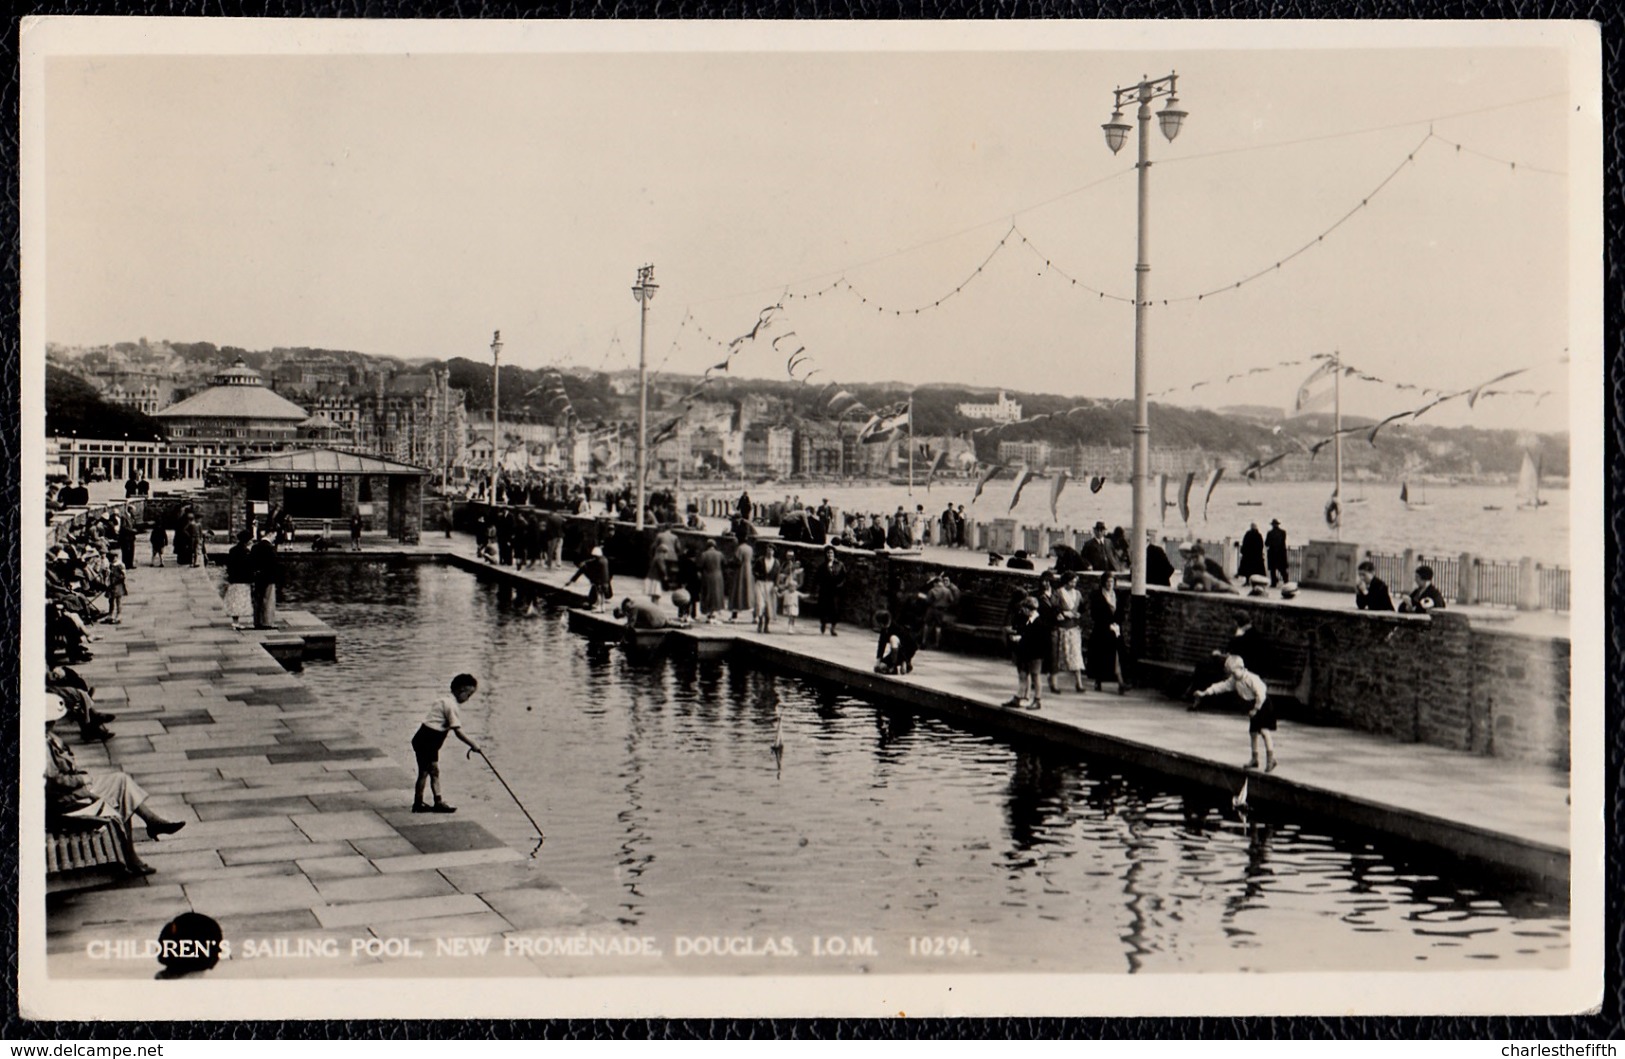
[1248,701,1278,733]
[412,724,449,769]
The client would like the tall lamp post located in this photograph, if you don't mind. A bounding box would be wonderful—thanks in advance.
[632,264,659,529]
[490,330,502,503]
[1103,72,1187,659]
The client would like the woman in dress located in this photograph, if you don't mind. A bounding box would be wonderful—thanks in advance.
[728,538,756,623]
[1087,571,1128,695]
[697,538,728,623]
[223,531,255,630]
[1049,571,1087,694]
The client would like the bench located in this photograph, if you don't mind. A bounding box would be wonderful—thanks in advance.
[46,816,131,894]
[1139,624,1312,707]
[940,592,1022,655]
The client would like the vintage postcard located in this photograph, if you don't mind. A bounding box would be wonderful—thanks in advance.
[16,18,1603,1020]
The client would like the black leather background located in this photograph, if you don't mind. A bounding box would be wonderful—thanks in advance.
[1,5,1619,1040]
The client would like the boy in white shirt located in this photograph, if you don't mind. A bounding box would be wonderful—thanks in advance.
[1193,654,1278,772]
[412,673,483,813]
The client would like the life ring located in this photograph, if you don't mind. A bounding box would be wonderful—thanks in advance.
[1324,497,1341,528]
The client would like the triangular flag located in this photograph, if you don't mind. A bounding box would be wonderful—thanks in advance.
[1048,470,1070,522]
[1202,467,1224,521]
[1008,468,1038,514]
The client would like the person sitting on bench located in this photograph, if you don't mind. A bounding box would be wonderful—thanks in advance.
[46,692,185,875]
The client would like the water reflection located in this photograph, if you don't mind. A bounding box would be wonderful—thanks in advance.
[277,560,1570,973]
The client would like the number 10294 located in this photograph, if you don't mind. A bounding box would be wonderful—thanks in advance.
[908,936,976,957]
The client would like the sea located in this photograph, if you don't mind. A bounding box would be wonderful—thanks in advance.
[691,478,1571,567]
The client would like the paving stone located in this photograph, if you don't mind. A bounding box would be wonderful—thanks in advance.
[312,871,456,905]
[345,767,417,792]
[212,908,324,938]
[478,887,598,930]
[371,847,524,874]
[132,849,225,873]
[298,855,382,880]
[290,810,397,842]
[349,836,420,859]
[55,884,190,926]
[267,747,384,764]
[193,797,320,822]
[186,742,325,761]
[362,912,515,940]
[157,711,218,727]
[312,893,489,929]
[393,821,508,855]
[184,875,322,917]
[221,841,354,866]
[141,777,248,797]
[154,861,306,886]
[306,790,418,812]
[437,860,566,895]
[187,781,365,805]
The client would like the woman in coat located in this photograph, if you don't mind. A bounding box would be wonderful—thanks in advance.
[813,546,847,635]
[697,539,728,622]
[728,539,756,622]
[1087,571,1128,694]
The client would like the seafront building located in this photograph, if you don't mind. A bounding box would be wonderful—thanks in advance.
[956,389,1023,423]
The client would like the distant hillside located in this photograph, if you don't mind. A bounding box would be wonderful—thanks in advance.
[45,339,1568,478]
[46,366,167,441]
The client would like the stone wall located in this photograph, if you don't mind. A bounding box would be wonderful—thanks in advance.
[528,513,1571,768]
[1471,630,1571,769]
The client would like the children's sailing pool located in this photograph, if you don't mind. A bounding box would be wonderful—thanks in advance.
[275,559,1568,974]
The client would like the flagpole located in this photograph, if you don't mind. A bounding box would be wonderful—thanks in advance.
[907,394,915,496]
[1333,350,1342,542]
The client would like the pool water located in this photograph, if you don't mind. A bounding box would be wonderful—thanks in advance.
[273,559,1569,974]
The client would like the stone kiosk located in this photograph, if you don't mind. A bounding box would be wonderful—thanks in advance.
[224,447,429,543]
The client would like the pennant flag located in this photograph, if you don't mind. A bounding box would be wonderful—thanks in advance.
[1410,390,1465,421]
[923,449,947,491]
[1400,481,1410,505]
[1467,368,1528,408]
[1159,474,1171,524]
[1089,476,1106,494]
[1178,472,1196,524]
[1008,468,1038,513]
[858,402,910,444]
[971,461,1006,504]
[1048,470,1071,522]
[827,389,861,415]
[1202,468,1224,521]
[1366,410,1412,445]
[649,416,683,448]
[1291,361,1338,416]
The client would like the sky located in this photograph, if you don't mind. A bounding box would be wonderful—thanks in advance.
[32,22,1594,434]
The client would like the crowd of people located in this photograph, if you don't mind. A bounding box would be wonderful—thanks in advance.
[43,503,188,878]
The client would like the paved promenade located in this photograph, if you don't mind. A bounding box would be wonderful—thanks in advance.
[451,538,1570,884]
[44,557,631,980]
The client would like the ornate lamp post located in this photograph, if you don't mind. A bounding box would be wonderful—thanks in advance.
[1103,72,1187,658]
[632,264,659,528]
[490,330,502,502]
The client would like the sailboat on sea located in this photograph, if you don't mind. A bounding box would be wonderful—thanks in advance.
[1515,450,1548,510]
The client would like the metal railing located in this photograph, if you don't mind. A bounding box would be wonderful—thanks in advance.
[1473,559,1522,608]
[1539,565,1571,612]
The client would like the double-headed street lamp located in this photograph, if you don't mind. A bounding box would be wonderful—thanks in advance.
[1103,71,1187,659]
[489,330,503,502]
[632,264,659,529]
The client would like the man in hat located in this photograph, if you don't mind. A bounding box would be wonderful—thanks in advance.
[46,692,185,874]
[1265,519,1290,587]
[1179,543,1239,594]
[1081,521,1117,573]
[1005,550,1035,571]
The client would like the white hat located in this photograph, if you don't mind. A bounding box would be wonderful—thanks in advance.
[45,691,67,723]
[1280,582,1300,599]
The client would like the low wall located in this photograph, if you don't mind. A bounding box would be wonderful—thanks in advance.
[476,510,1570,770]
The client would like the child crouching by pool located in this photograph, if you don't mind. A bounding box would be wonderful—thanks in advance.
[1193,654,1277,772]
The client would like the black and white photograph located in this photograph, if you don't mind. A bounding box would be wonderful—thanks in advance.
[16,18,1604,1020]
